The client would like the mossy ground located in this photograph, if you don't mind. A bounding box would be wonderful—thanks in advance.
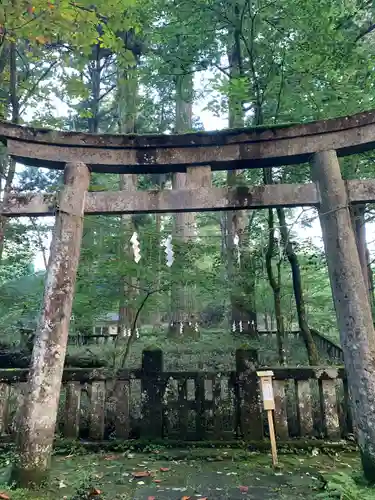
[0,449,367,499]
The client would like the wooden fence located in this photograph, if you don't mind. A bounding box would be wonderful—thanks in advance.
[0,349,351,443]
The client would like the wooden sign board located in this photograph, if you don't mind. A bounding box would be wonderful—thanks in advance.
[257,370,278,467]
[257,370,275,410]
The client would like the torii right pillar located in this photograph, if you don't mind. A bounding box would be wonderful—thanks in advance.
[311,150,375,482]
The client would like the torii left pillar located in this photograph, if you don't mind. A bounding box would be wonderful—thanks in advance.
[11,162,90,487]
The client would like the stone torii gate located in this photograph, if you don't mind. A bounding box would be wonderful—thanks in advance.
[1,110,375,484]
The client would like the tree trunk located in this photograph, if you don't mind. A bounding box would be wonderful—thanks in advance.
[169,71,200,338]
[87,46,101,133]
[0,41,9,91]
[152,212,163,328]
[311,150,375,482]
[0,40,9,127]
[0,41,19,262]
[265,208,286,365]
[350,204,373,309]
[225,21,256,335]
[117,66,138,338]
[263,167,285,364]
[11,162,90,487]
[276,207,319,365]
[118,173,138,338]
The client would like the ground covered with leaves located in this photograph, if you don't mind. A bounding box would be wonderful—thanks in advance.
[0,448,371,499]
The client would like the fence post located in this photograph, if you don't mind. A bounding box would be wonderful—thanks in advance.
[141,348,163,439]
[113,380,130,439]
[236,348,262,440]
[64,382,81,439]
[0,383,9,435]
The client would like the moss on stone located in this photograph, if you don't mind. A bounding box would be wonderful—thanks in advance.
[10,464,49,489]
[360,447,375,484]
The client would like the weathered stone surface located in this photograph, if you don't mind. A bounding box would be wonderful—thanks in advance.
[311,150,375,482]
[347,179,375,204]
[11,162,90,487]
[0,363,352,444]
[236,350,262,440]
[0,383,9,434]
[297,381,314,437]
[89,381,106,440]
[4,180,375,216]
[1,109,375,172]
[141,349,163,439]
[64,382,81,439]
[113,380,130,439]
[273,380,289,439]
[321,380,340,439]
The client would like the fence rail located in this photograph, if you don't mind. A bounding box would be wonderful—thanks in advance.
[0,349,351,443]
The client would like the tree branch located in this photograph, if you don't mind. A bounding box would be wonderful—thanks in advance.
[98,83,116,102]
[29,217,48,270]
[355,22,375,42]
[20,61,58,112]
[119,288,159,369]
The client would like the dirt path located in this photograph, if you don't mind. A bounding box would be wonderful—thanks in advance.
[132,463,319,499]
[0,449,360,499]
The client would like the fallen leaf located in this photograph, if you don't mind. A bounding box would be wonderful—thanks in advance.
[35,35,47,44]
[154,479,162,483]
[181,497,190,500]
[239,485,249,493]
[148,497,156,500]
[132,471,151,478]
[104,455,118,461]
[0,494,10,500]
[160,467,170,472]
[89,488,101,497]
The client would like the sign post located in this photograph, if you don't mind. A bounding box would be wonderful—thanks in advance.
[257,370,278,468]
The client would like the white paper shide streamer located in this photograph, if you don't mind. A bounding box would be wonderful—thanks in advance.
[130,232,141,263]
[161,234,174,267]
[233,233,240,265]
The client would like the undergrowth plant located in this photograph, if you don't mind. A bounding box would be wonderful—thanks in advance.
[317,472,374,499]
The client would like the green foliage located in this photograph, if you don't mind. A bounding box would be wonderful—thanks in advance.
[317,472,375,499]
[1,0,375,360]
[0,0,141,53]
[70,466,98,500]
